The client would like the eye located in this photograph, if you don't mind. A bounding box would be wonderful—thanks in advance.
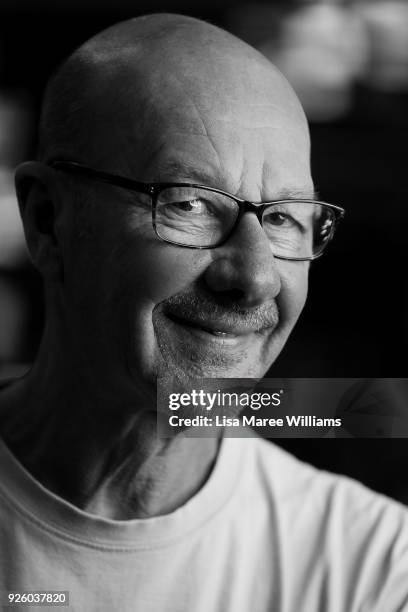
[172,198,209,213]
[265,211,298,228]
[164,197,217,217]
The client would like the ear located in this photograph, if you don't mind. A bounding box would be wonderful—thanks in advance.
[15,161,65,283]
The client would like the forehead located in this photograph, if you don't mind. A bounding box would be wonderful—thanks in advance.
[88,40,312,198]
[133,98,311,200]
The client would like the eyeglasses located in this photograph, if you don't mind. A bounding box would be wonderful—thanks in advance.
[50,160,344,261]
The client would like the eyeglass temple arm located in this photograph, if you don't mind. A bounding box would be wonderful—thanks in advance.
[50,160,152,195]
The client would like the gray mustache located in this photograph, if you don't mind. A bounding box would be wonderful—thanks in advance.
[161,292,279,332]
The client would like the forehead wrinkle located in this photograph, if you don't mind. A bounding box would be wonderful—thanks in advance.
[151,160,224,186]
[166,63,306,134]
[167,72,226,180]
[198,98,306,130]
[272,187,318,201]
[259,158,315,202]
[152,158,316,202]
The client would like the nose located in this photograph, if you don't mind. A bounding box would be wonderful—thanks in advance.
[203,213,281,308]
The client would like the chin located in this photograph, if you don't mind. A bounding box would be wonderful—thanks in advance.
[153,325,281,381]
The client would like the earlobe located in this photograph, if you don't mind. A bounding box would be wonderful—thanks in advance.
[14,161,65,283]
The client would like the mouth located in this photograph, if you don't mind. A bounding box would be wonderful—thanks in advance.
[164,311,272,340]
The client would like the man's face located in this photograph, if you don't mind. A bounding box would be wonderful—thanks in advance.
[61,53,314,404]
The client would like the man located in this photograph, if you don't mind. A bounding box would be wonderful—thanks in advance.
[0,13,407,612]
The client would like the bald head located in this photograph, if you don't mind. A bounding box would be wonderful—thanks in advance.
[38,13,309,181]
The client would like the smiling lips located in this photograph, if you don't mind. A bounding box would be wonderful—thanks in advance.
[165,311,274,337]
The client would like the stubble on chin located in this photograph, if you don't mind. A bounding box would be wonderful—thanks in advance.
[152,310,279,383]
[150,287,281,381]
[153,312,242,375]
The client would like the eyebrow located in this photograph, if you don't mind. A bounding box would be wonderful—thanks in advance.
[277,187,320,201]
[154,160,220,185]
[154,160,319,201]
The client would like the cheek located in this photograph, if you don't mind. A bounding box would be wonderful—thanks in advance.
[277,262,309,327]
[121,238,210,305]
[86,206,209,306]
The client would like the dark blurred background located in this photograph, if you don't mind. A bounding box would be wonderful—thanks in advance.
[0,0,407,502]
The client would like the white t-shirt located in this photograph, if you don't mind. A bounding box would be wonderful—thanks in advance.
[0,434,407,612]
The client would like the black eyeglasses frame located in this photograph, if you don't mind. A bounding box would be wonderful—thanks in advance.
[50,160,345,261]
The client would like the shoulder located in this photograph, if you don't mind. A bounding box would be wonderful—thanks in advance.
[240,435,408,557]
[240,437,408,609]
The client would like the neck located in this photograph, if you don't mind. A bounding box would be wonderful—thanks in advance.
[0,324,220,520]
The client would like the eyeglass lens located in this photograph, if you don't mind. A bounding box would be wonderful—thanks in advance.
[155,186,335,257]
